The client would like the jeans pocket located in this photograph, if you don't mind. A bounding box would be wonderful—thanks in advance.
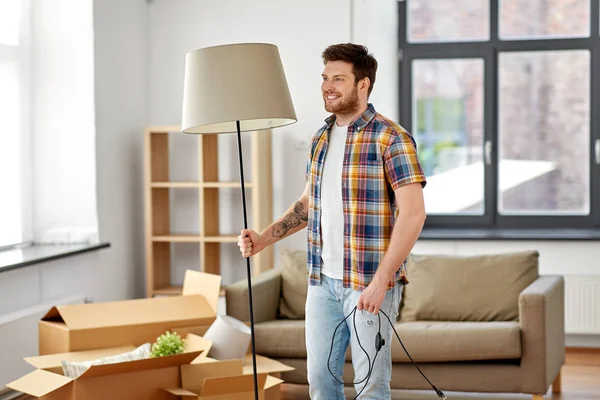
[393,283,403,318]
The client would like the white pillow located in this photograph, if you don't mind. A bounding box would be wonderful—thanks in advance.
[61,343,151,379]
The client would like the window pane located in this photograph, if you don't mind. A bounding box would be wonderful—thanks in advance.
[500,0,590,39]
[0,0,22,46]
[413,59,485,215]
[0,61,22,246]
[408,0,489,43]
[499,50,590,215]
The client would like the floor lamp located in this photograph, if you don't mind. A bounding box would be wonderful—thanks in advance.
[180,43,297,399]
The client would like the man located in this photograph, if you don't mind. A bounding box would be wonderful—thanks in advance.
[237,43,427,399]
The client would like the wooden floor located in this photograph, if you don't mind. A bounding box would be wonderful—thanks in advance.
[281,364,600,400]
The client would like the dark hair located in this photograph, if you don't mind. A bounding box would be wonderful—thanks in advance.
[322,43,378,97]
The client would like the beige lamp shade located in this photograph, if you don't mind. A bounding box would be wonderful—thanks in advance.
[203,315,251,360]
[181,43,297,134]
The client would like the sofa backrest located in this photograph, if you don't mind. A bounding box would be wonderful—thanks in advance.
[278,249,309,319]
[275,249,540,323]
[399,250,540,322]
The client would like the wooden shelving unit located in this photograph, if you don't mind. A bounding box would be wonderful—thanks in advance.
[144,125,274,298]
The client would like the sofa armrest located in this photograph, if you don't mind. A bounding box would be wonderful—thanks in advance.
[225,267,282,324]
[518,275,565,394]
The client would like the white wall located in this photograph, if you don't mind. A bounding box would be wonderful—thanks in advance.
[93,0,148,300]
[352,0,399,121]
[147,0,400,285]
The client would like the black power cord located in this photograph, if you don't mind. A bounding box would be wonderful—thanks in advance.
[328,306,447,400]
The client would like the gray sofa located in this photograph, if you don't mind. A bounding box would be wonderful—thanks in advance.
[225,250,565,400]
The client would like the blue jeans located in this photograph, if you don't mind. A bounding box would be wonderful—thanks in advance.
[305,274,403,399]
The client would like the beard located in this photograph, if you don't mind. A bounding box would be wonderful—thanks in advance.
[324,86,359,116]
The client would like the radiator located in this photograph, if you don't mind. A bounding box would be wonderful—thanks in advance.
[0,295,86,390]
[565,275,600,335]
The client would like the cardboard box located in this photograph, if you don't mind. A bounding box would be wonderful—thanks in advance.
[240,354,295,379]
[8,339,292,400]
[6,333,212,400]
[166,354,293,400]
[38,271,221,354]
[165,358,284,400]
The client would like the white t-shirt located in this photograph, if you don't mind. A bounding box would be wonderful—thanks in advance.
[320,122,347,280]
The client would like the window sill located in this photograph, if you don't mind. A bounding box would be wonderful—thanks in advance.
[419,228,600,241]
[0,242,111,273]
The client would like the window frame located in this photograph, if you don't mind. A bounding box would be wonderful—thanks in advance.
[399,0,600,230]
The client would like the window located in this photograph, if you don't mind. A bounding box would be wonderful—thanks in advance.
[499,0,591,40]
[498,50,590,216]
[400,0,600,230]
[408,0,490,43]
[413,58,485,215]
[0,0,31,247]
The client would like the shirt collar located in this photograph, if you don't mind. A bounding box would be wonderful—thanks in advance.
[324,103,377,132]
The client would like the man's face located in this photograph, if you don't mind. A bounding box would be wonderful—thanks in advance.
[321,60,360,116]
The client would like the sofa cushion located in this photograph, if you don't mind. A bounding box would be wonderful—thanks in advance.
[400,251,539,322]
[255,319,306,359]
[278,249,309,319]
[254,319,521,363]
[254,320,352,361]
[391,321,521,362]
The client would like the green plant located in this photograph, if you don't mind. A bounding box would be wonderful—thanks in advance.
[150,331,186,358]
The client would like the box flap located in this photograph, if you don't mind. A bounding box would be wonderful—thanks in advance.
[242,355,295,376]
[5,369,72,397]
[200,373,268,397]
[264,375,284,389]
[25,346,137,370]
[182,359,244,391]
[42,295,214,330]
[165,388,199,396]
[185,333,212,354]
[182,270,221,314]
[79,350,202,378]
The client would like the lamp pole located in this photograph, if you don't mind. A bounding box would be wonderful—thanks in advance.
[235,120,259,400]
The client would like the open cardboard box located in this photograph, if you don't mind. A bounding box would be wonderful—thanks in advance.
[8,336,292,399]
[6,333,213,400]
[165,358,284,400]
[199,354,294,378]
[38,270,221,354]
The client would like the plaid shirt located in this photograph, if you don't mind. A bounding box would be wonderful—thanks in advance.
[305,103,427,291]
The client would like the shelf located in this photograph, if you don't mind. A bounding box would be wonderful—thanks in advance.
[146,125,182,133]
[150,182,253,189]
[153,285,226,297]
[151,234,239,243]
[202,182,253,189]
[145,127,274,297]
[151,182,201,188]
[152,235,202,243]
[202,235,238,243]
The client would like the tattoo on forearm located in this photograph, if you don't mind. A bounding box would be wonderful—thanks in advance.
[272,201,308,238]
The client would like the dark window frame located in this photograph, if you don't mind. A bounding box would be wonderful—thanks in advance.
[399,0,600,231]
